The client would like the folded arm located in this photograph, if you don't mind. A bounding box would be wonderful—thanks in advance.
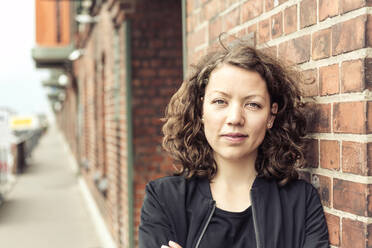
[139,182,179,248]
[303,185,330,248]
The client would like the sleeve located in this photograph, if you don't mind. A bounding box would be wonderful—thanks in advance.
[138,182,175,248]
[302,184,330,248]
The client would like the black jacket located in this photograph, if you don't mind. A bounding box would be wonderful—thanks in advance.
[139,176,329,248]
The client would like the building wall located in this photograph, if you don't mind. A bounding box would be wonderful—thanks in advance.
[186,0,372,247]
[53,0,372,248]
[56,1,183,247]
[74,5,125,246]
[130,0,183,246]
[35,0,70,46]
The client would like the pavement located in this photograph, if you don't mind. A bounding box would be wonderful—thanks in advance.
[0,124,104,248]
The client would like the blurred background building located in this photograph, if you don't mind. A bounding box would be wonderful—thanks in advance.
[31,0,371,248]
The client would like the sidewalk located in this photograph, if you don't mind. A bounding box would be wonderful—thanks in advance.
[0,124,103,248]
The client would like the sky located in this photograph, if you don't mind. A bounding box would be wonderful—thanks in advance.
[0,1,51,118]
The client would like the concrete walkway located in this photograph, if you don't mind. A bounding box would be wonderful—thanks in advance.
[0,124,103,248]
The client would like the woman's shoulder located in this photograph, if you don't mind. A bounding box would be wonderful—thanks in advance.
[278,178,320,203]
[282,178,316,191]
[147,175,188,188]
[146,175,201,199]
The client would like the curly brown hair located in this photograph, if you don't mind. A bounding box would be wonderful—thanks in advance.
[162,42,308,186]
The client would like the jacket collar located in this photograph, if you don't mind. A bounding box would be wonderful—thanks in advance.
[196,176,283,248]
[196,175,271,199]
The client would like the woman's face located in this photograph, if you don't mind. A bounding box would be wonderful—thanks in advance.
[202,64,277,163]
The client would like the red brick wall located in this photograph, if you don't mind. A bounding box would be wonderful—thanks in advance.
[59,79,78,159]
[56,1,183,247]
[57,4,125,246]
[130,0,183,245]
[186,0,372,247]
[54,0,372,247]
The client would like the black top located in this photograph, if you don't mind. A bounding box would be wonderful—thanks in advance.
[199,206,256,247]
[139,176,330,248]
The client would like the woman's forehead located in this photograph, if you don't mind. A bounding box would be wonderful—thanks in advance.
[205,64,269,96]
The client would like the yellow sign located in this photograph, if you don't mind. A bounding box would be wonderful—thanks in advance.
[10,116,37,130]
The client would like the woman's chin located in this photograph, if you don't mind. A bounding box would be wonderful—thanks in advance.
[214,151,257,163]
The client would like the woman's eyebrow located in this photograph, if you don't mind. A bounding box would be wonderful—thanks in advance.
[208,90,265,100]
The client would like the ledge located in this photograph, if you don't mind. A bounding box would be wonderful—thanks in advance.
[31,45,74,68]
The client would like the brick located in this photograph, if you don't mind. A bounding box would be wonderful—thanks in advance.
[190,48,207,64]
[247,23,257,34]
[332,16,366,55]
[333,102,366,134]
[265,0,274,11]
[300,0,317,28]
[300,68,318,97]
[340,0,365,14]
[368,101,372,133]
[223,7,240,31]
[312,174,331,207]
[189,25,207,49]
[366,58,372,90]
[224,0,240,8]
[278,35,311,64]
[342,141,368,175]
[342,219,367,248]
[284,5,297,34]
[241,0,263,23]
[244,24,258,45]
[319,64,339,96]
[305,139,319,168]
[260,45,277,58]
[271,12,283,39]
[369,143,372,174]
[368,223,372,247]
[196,10,206,28]
[320,140,340,170]
[312,28,331,60]
[319,0,339,21]
[367,15,372,46]
[308,103,331,133]
[141,68,157,78]
[341,59,364,93]
[325,213,340,246]
[334,179,367,216]
[186,0,195,14]
[368,184,372,216]
[209,17,223,42]
[205,0,222,20]
[258,18,270,44]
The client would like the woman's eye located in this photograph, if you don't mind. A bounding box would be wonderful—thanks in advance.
[246,103,261,109]
[213,99,226,105]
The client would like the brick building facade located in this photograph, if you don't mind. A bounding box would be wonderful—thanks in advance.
[34,0,372,247]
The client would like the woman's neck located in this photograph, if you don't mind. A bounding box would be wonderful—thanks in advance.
[211,153,258,191]
[210,154,257,212]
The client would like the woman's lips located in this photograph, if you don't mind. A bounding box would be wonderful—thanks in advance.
[221,133,248,143]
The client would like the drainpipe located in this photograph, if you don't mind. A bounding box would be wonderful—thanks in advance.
[124,20,134,248]
[181,0,187,79]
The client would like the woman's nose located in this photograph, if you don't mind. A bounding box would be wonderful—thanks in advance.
[226,105,245,126]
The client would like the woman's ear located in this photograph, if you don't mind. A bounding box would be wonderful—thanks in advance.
[271,102,278,115]
[268,102,278,128]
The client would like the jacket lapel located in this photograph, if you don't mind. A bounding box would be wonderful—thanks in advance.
[251,178,283,248]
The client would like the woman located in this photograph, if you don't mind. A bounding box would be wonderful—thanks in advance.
[139,43,329,248]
